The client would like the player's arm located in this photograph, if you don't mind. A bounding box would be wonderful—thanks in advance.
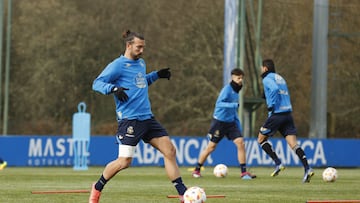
[146,71,159,86]
[263,79,279,113]
[93,65,118,94]
[146,68,171,86]
[216,88,239,108]
[216,101,238,108]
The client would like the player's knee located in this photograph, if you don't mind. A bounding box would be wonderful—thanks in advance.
[123,157,132,168]
[111,157,132,171]
[169,145,177,157]
[163,144,177,158]
[258,127,271,143]
[257,135,267,144]
[234,138,245,148]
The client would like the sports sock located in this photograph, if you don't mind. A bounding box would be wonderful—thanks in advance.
[261,141,281,165]
[240,163,247,173]
[195,163,202,171]
[293,145,310,170]
[172,177,187,195]
[95,175,108,192]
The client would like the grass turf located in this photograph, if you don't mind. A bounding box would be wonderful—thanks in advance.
[0,166,359,203]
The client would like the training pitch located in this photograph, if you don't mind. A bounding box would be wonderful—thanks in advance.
[0,166,359,203]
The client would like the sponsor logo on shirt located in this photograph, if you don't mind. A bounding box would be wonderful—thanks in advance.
[135,72,146,88]
[275,74,286,84]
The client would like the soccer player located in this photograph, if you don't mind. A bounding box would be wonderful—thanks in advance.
[257,59,314,183]
[89,30,187,203]
[0,157,7,170]
[192,68,256,179]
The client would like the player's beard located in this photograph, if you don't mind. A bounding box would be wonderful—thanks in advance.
[132,52,142,60]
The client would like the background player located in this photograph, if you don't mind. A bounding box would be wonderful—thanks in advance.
[192,68,256,179]
[257,59,314,183]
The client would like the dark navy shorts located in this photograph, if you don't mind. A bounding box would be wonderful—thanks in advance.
[115,117,168,146]
[207,119,242,143]
[259,112,297,137]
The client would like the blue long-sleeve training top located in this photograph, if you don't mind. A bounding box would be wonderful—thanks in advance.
[262,72,292,115]
[213,83,242,130]
[92,55,159,121]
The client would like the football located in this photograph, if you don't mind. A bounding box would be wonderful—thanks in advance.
[322,167,338,182]
[183,186,206,203]
[213,164,228,178]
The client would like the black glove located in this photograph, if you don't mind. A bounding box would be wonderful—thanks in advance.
[267,107,274,113]
[112,87,129,102]
[157,68,171,80]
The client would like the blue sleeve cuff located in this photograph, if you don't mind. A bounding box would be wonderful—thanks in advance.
[146,71,159,85]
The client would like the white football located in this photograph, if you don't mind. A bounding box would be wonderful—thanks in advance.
[183,186,206,203]
[322,167,338,182]
[213,164,228,178]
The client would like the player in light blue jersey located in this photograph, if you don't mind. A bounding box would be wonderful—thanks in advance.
[89,30,187,203]
[192,68,256,179]
[257,59,314,183]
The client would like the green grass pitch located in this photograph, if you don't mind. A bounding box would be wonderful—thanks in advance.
[0,166,359,203]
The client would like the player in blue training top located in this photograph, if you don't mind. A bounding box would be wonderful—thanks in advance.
[89,30,187,203]
[192,68,256,179]
[257,59,314,183]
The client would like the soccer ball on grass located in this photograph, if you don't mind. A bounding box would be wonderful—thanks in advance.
[322,167,338,182]
[213,164,228,178]
[183,186,206,203]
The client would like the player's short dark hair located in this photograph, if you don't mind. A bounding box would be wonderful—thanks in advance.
[262,59,276,73]
[231,68,244,76]
[122,30,144,45]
